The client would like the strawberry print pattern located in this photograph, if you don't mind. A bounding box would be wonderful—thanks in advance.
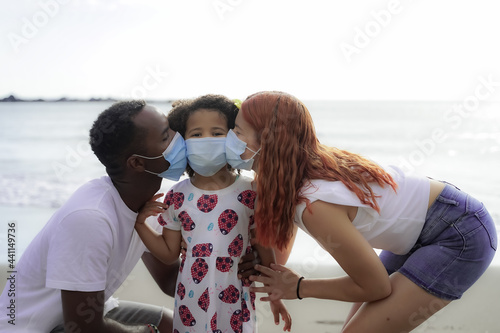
[197,194,218,213]
[237,190,256,209]
[218,209,238,235]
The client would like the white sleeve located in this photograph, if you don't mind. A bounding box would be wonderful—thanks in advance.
[46,209,112,292]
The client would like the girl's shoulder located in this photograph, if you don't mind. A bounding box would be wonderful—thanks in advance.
[166,178,193,193]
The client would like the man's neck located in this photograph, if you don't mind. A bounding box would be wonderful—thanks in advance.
[111,175,162,213]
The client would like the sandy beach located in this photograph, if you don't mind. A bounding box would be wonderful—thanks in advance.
[3,261,496,332]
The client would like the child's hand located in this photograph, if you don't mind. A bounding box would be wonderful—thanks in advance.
[137,193,167,225]
[270,299,292,332]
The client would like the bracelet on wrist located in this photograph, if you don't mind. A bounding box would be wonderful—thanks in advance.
[147,323,160,333]
[296,276,305,300]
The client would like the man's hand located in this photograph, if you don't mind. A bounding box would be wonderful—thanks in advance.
[237,239,261,280]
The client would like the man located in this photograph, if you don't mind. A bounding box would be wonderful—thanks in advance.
[0,101,181,332]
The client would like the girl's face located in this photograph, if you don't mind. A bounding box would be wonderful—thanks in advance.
[234,111,261,172]
[185,109,228,139]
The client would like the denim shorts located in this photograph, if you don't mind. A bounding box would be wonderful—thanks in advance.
[380,183,497,301]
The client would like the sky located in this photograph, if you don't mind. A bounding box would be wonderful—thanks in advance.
[1,0,500,101]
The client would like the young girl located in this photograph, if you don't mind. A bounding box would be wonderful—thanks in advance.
[229,91,497,333]
[134,95,291,333]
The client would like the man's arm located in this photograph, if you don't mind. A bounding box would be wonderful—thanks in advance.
[61,290,150,333]
[141,251,180,297]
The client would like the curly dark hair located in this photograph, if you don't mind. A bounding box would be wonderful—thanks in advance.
[89,100,148,177]
[167,94,239,177]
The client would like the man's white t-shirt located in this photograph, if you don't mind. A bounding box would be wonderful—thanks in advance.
[0,176,156,332]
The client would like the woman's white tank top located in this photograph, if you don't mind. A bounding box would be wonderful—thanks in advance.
[294,165,430,255]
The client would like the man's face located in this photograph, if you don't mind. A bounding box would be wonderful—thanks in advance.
[133,105,175,172]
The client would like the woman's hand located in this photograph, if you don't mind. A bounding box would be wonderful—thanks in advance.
[249,263,302,301]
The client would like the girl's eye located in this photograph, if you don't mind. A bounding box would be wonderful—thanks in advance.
[214,132,225,136]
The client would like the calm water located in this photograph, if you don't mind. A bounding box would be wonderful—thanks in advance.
[1,101,499,265]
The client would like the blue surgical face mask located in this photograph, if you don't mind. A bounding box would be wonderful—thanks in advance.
[186,137,227,177]
[225,129,260,171]
[133,132,187,181]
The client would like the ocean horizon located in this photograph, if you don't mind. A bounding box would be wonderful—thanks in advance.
[1,100,499,266]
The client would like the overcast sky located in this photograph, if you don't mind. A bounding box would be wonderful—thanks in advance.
[1,0,500,101]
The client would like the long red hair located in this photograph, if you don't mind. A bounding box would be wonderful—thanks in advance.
[242,91,397,250]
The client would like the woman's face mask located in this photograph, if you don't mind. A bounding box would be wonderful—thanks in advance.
[225,129,260,171]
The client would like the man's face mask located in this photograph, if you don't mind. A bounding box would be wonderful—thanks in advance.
[133,132,187,181]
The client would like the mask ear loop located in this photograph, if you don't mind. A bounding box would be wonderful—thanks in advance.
[246,147,260,158]
[132,154,162,159]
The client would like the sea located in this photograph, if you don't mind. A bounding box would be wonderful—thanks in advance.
[1,100,499,267]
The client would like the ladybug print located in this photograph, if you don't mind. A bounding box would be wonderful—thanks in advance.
[191,258,209,284]
[237,190,256,209]
[211,313,221,332]
[197,194,218,213]
[179,256,185,273]
[241,296,250,322]
[218,285,240,304]
[198,287,210,312]
[179,211,196,231]
[227,234,243,257]
[230,309,243,333]
[218,209,238,235]
[164,190,185,209]
[167,177,257,331]
[250,291,256,310]
[249,215,255,228]
[157,214,167,226]
[192,243,213,257]
[216,257,234,273]
[178,305,196,327]
[177,282,186,300]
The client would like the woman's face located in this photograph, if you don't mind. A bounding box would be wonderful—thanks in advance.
[234,111,260,172]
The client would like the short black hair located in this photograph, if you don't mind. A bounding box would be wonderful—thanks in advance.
[89,100,148,177]
[168,94,239,177]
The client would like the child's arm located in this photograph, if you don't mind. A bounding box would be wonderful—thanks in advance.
[135,193,181,265]
[254,244,292,332]
[135,223,181,265]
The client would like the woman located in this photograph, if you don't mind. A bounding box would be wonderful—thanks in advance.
[224,91,497,332]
